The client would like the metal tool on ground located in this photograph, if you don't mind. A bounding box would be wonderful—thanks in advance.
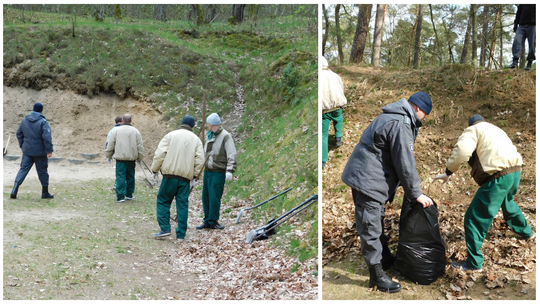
[245,194,318,243]
[138,160,156,188]
[3,135,11,156]
[236,187,293,224]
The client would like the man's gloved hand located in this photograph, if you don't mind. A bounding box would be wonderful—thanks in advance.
[152,172,159,181]
[432,173,450,184]
[107,158,112,164]
[226,172,233,181]
[417,194,434,208]
[190,178,198,187]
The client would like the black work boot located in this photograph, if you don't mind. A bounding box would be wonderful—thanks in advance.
[381,245,396,271]
[525,60,533,71]
[506,59,519,69]
[368,263,402,293]
[196,222,210,230]
[41,186,54,199]
[10,182,20,199]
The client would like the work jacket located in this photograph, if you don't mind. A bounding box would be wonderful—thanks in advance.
[445,121,522,186]
[105,124,144,162]
[321,67,347,113]
[151,125,204,181]
[342,98,423,203]
[205,127,237,173]
[16,111,53,157]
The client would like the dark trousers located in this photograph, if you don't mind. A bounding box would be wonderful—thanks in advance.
[115,161,135,200]
[202,171,225,226]
[322,108,343,163]
[512,25,536,61]
[156,178,191,239]
[15,154,49,186]
[352,189,391,266]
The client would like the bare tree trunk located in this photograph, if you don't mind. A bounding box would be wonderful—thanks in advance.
[479,5,490,68]
[372,4,387,67]
[335,4,344,64]
[154,4,167,22]
[460,5,474,64]
[413,5,424,69]
[196,4,205,25]
[95,4,105,22]
[471,4,478,67]
[349,4,373,64]
[322,4,329,56]
[429,4,442,65]
[487,5,501,70]
[232,4,246,24]
[499,11,503,68]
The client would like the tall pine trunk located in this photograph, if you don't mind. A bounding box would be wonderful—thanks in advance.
[371,4,387,67]
[413,5,424,69]
[349,4,373,64]
[460,5,474,64]
[429,4,442,65]
[479,5,490,68]
[471,5,478,67]
[322,4,329,56]
[335,4,344,64]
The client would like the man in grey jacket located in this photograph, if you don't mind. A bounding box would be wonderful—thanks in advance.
[10,103,54,199]
[197,113,237,230]
[342,92,434,293]
[105,114,145,203]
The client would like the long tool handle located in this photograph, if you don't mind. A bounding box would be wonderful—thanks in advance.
[245,187,293,211]
[190,154,211,192]
[259,197,317,238]
[4,135,11,155]
[265,194,318,228]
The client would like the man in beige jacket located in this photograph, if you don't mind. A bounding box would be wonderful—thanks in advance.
[432,114,533,271]
[321,56,347,168]
[105,113,145,203]
[151,115,204,240]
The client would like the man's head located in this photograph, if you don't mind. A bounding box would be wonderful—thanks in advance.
[408,92,432,120]
[206,113,221,132]
[468,114,485,126]
[181,115,195,128]
[33,103,43,113]
[122,114,132,124]
[115,116,122,124]
[320,56,328,67]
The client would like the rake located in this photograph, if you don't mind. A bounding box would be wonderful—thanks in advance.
[235,187,293,224]
[245,194,318,244]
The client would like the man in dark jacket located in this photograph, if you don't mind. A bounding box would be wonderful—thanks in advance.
[507,4,535,70]
[11,103,54,199]
[341,92,434,293]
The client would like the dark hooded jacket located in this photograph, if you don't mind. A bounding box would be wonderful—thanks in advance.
[515,4,535,27]
[16,111,53,157]
[342,98,423,203]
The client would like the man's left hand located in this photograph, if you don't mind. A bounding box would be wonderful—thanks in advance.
[226,172,233,181]
[432,173,450,184]
[47,152,52,158]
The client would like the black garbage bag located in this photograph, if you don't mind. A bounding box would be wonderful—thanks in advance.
[393,198,446,285]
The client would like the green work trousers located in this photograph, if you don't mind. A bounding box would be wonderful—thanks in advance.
[322,108,343,162]
[156,178,191,239]
[115,161,135,201]
[465,171,533,269]
[202,171,226,226]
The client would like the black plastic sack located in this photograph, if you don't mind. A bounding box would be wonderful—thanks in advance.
[393,198,446,285]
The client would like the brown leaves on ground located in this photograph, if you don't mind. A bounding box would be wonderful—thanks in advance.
[323,66,536,299]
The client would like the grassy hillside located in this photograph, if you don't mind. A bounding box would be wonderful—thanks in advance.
[3,7,318,260]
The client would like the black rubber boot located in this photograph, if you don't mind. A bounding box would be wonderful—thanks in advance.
[525,60,533,71]
[506,59,519,69]
[41,186,54,199]
[368,263,402,293]
[10,182,20,199]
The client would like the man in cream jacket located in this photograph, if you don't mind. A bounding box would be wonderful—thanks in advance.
[432,114,533,271]
[321,56,347,168]
[151,115,204,241]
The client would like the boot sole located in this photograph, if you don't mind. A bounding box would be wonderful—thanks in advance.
[369,284,402,293]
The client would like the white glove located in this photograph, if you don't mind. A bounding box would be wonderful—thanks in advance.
[226,172,233,181]
[432,173,450,184]
[190,178,198,187]
[152,172,159,181]
[107,158,112,164]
